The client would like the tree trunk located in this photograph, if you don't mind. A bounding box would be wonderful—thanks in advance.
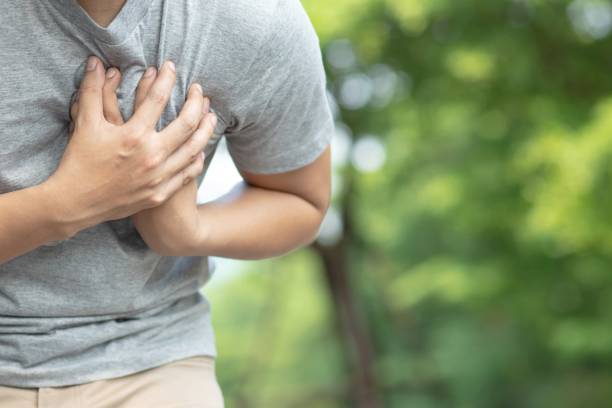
[312,224,382,407]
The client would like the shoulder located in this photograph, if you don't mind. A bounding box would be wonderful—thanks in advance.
[203,0,318,63]
[178,0,323,128]
[213,0,280,34]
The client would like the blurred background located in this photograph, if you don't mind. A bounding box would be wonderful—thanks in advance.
[197,0,612,406]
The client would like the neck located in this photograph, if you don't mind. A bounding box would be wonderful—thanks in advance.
[77,0,127,27]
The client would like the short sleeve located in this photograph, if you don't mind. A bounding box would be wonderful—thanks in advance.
[224,0,334,174]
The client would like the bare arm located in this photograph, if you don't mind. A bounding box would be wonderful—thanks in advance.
[137,0,333,259]
[76,65,215,256]
[83,65,331,259]
[186,145,331,259]
[0,182,71,263]
[123,136,330,259]
[1,56,209,265]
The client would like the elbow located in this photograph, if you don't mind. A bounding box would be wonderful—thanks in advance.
[311,186,332,242]
[312,180,332,221]
[304,200,330,247]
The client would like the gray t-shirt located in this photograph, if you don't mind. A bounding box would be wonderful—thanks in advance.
[0,0,333,387]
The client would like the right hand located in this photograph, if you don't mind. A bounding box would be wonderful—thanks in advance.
[46,55,210,238]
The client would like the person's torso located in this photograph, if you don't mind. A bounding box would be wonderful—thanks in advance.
[0,0,275,319]
[0,0,299,384]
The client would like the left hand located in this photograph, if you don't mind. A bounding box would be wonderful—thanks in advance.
[70,65,217,255]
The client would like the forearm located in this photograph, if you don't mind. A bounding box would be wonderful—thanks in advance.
[192,181,326,259]
[0,181,74,264]
[131,179,201,256]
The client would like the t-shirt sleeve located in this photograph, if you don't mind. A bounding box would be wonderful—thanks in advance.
[224,0,334,174]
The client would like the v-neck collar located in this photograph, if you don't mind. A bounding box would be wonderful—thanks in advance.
[50,0,154,45]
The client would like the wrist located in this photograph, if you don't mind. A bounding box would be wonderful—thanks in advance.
[37,179,88,240]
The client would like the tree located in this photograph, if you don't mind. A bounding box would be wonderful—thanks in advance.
[212,1,612,406]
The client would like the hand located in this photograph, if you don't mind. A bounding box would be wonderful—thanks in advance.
[70,63,217,255]
[47,55,210,238]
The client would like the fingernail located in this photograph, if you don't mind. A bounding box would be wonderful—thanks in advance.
[166,60,176,72]
[209,113,217,128]
[201,152,205,161]
[144,66,156,77]
[202,97,210,113]
[86,56,97,71]
[106,68,117,78]
[193,83,203,94]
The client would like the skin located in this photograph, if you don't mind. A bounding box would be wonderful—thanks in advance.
[77,0,127,27]
[72,66,332,259]
[70,64,217,255]
[0,0,331,263]
[0,56,210,264]
[75,0,332,260]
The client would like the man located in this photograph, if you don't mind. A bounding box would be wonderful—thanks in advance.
[0,0,333,406]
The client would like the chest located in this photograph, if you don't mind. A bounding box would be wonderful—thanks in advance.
[0,25,227,194]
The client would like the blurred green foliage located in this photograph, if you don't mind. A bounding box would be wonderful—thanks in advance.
[205,0,612,406]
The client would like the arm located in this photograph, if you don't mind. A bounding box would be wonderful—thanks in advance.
[0,182,71,264]
[189,0,335,259]
[130,143,331,259]
[114,0,333,257]
[131,144,331,259]
[1,56,210,265]
[78,65,216,256]
[98,66,330,258]
[191,145,331,259]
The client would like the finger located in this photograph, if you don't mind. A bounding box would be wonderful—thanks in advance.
[103,67,124,125]
[191,108,216,161]
[158,84,206,156]
[134,66,157,112]
[160,151,205,199]
[127,60,176,130]
[181,151,206,185]
[161,110,216,178]
[76,55,105,125]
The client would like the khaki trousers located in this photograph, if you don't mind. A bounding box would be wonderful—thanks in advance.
[0,356,224,408]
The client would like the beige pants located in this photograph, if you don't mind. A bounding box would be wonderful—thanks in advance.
[0,356,224,408]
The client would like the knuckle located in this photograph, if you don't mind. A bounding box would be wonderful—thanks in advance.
[196,128,209,145]
[194,159,205,174]
[143,151,164,170]
[180,114,200,133]
[121,133,142,150]
[188,131,206,155]
[148,191,166,206]
[147,88,167,105]
[191,146,202,160]
[190,155,204,174]
[147,174,164,188]
[182,171,194,185]
[79,83,100,95]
